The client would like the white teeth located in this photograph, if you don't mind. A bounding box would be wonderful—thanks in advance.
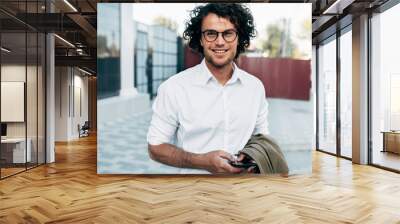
[213,50,226,53]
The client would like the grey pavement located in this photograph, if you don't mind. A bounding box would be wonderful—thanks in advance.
[98,98,313,174]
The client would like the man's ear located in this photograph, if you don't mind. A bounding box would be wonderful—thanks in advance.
[200,37,204,47]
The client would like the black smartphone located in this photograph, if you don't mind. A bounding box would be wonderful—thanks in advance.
[229,160,257,169]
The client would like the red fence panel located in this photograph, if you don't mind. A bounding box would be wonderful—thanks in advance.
[184,47,202,69]
[237,57,311,101]
[183,45,311,101]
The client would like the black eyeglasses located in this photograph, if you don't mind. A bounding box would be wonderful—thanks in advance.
[201,29,238,43]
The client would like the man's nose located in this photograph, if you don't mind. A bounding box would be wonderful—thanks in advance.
[215,33,225,46]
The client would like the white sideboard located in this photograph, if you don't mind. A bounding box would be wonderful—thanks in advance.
[1,138,32,163]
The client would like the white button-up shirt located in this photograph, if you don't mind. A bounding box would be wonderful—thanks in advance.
[147,59,268,157]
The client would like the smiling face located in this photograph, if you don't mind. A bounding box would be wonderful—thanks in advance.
[200,13,238,70]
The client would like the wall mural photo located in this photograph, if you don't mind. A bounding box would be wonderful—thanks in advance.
[97,2,312,175]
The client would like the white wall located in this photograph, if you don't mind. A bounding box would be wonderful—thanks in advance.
[55,66,68,141]
[72,73,89,138]
[55,67,89,141]
[1,65,26,134]
[1,65,39,137]
[1,63,46,164]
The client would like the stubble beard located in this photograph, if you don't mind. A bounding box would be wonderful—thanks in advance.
[204,52,235,70]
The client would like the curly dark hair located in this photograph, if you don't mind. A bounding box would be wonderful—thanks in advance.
[183,3,256,59]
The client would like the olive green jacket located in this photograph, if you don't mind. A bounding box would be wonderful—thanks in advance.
[240,134,289,174]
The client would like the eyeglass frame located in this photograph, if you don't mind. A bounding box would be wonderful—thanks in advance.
[201,29,238,43]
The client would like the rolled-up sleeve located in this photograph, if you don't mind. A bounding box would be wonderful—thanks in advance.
[147,82,179,145]
[253,83,269,135]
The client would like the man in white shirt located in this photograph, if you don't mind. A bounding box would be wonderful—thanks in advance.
[147,3,268,174]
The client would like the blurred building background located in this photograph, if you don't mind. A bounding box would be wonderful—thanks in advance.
[134,22,180,99]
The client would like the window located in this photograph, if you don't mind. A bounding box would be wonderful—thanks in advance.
[371,3,400,171]
[317,36,337,154]
[339,28,352,158]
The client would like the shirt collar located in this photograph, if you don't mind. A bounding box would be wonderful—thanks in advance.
[197,59,242,86]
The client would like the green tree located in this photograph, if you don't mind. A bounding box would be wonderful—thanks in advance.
[297,19,311,40]
[293,19,312,59]
[261,19,297,58]
[153,16,178,31]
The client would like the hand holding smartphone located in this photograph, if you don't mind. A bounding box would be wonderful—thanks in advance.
[229,153,257,169]
[228,160,257,169]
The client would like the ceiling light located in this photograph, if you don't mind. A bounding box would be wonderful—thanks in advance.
[1,47,11,53]
[322,0,354,15]
[76,48,85,55]
[78,67,92,76]
[63,0,78,12]
[54,34,75,48]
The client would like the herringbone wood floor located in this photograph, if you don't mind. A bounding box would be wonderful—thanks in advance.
[1,134,400,224]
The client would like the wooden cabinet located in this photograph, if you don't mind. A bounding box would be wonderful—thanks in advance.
[382,132,400,154]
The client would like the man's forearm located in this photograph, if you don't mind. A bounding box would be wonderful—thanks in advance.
[148,143,205,169]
